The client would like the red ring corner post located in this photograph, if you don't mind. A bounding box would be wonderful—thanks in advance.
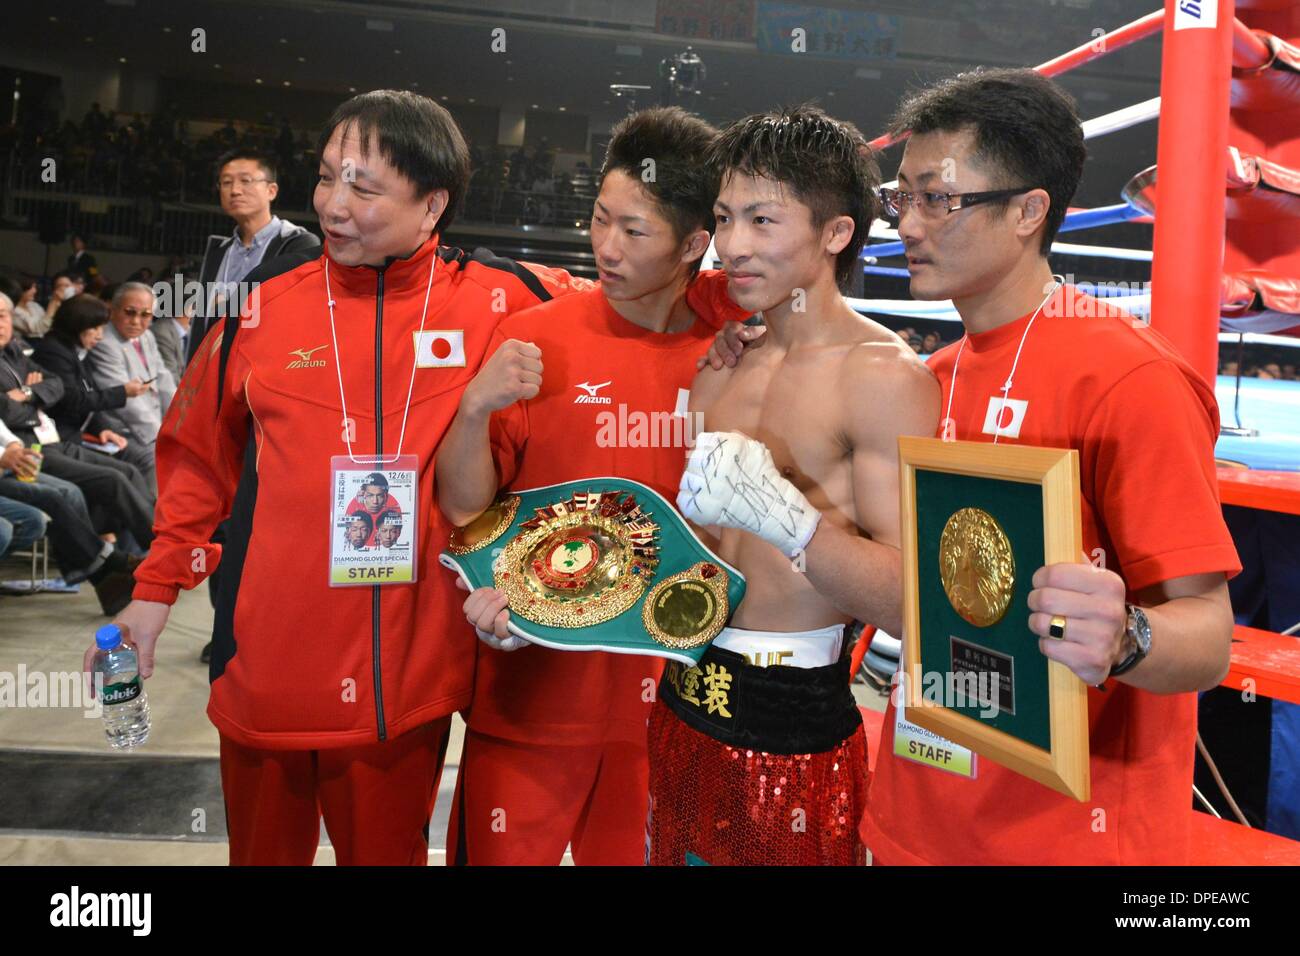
[1150,0,1236,386]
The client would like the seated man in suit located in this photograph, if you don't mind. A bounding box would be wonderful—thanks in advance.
[87,282,177,481]
[149,309,191,385]
[1,293,154,555]
[32,293,159,494]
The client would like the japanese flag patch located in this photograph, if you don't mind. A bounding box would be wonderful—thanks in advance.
[414,330,466,368]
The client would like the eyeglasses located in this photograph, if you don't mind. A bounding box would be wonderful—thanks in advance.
[118,306,153,320]
[878,186,1038,222]
[218,175,270,191]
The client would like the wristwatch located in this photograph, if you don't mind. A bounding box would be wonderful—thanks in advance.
[1109,604,1152,677]
[20,385,32,400]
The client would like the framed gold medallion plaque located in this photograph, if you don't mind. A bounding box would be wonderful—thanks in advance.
[899,436,1090,801]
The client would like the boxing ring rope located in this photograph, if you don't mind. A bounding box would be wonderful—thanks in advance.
[864,201,1153,261]
[844,293,1155,325]
[860,2,1278,388]
[1219,332,1300,349]
[1080,97,1162,139]
[868,8,1269,148]
[705,5,1298,367]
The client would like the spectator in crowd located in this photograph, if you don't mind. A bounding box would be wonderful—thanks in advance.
[88,282,176,459]
[0,293,154,552]
[67,233,98,283]
[149,307,190,385]
[1221,360,1239,377]
[1262,363,1282,380]
[0,494,46,561]
[0,418,138,614]
[44,271,80,327]
[1283,364,1296,381]
[32,293,159,492]
[189,148,320,363]
[7,275,49,339]
[921,331,941,354]
[82,102,111,138]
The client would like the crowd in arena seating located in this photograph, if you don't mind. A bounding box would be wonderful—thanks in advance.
[3,101,319,208]
[1219,356,1300,381]
[892,326,958,356]
[0,247,166,616]
[3,103,601,232]
[463,140,599,228]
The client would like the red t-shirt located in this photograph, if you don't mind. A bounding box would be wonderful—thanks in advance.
[861,286,1241,865]
[469,276,746,747]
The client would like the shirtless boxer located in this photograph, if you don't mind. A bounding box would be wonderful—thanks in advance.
[649,105,939,866]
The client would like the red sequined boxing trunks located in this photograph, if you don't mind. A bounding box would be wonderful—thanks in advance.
[647,643,869,866]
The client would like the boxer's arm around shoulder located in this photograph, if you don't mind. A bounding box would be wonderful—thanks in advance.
[685,352,734,421]
[800,351,941,637]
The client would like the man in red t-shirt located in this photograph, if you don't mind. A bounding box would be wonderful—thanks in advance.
[871,69,1240,865]
[712,69,1240,865]
[435,107,745,864]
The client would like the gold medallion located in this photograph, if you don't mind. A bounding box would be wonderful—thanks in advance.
[642,561,730,650]
[938,507,1015,627]
[447,495,520,555]
[496,490,660,628]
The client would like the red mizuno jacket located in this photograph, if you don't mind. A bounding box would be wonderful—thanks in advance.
[133,237,590,749]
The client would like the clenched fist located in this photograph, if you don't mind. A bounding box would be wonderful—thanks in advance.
[461,339,542,419]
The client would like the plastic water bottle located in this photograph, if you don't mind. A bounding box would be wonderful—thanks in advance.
[93,624,150,749]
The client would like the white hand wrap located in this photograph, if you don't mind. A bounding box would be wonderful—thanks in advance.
[677,431,821,558]
[475,626,530,653]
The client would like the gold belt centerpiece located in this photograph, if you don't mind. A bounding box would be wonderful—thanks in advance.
[495,489,661,628]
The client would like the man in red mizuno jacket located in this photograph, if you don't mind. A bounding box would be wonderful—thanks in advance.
[83,90,591,865]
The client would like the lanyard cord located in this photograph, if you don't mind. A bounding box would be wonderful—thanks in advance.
[943,277,1063,445]
[323,252,438,465]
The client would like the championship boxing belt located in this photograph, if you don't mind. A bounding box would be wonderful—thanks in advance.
[438,478,746,666]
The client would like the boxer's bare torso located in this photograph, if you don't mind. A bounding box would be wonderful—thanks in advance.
[688,308,937,632]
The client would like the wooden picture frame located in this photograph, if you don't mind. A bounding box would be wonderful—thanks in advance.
[899,436,1090,801]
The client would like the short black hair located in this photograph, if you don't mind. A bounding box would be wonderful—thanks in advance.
[348,512,374,533]
[317,90,471,236]
[600,106,719,277]
[361,473,389,492]
[54,269,81,284]
[889,67,1086,256]
[48,293,111,347]
[216,149,278,185]
[0,273,23,305]
[708,105,880,288]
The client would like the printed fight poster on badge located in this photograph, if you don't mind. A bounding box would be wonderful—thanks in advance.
[329,455,418,587]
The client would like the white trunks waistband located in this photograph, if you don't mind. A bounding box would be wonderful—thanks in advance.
[712,623,846,669]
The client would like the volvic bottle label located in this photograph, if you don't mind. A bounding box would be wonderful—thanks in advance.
[102,678,142,705]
